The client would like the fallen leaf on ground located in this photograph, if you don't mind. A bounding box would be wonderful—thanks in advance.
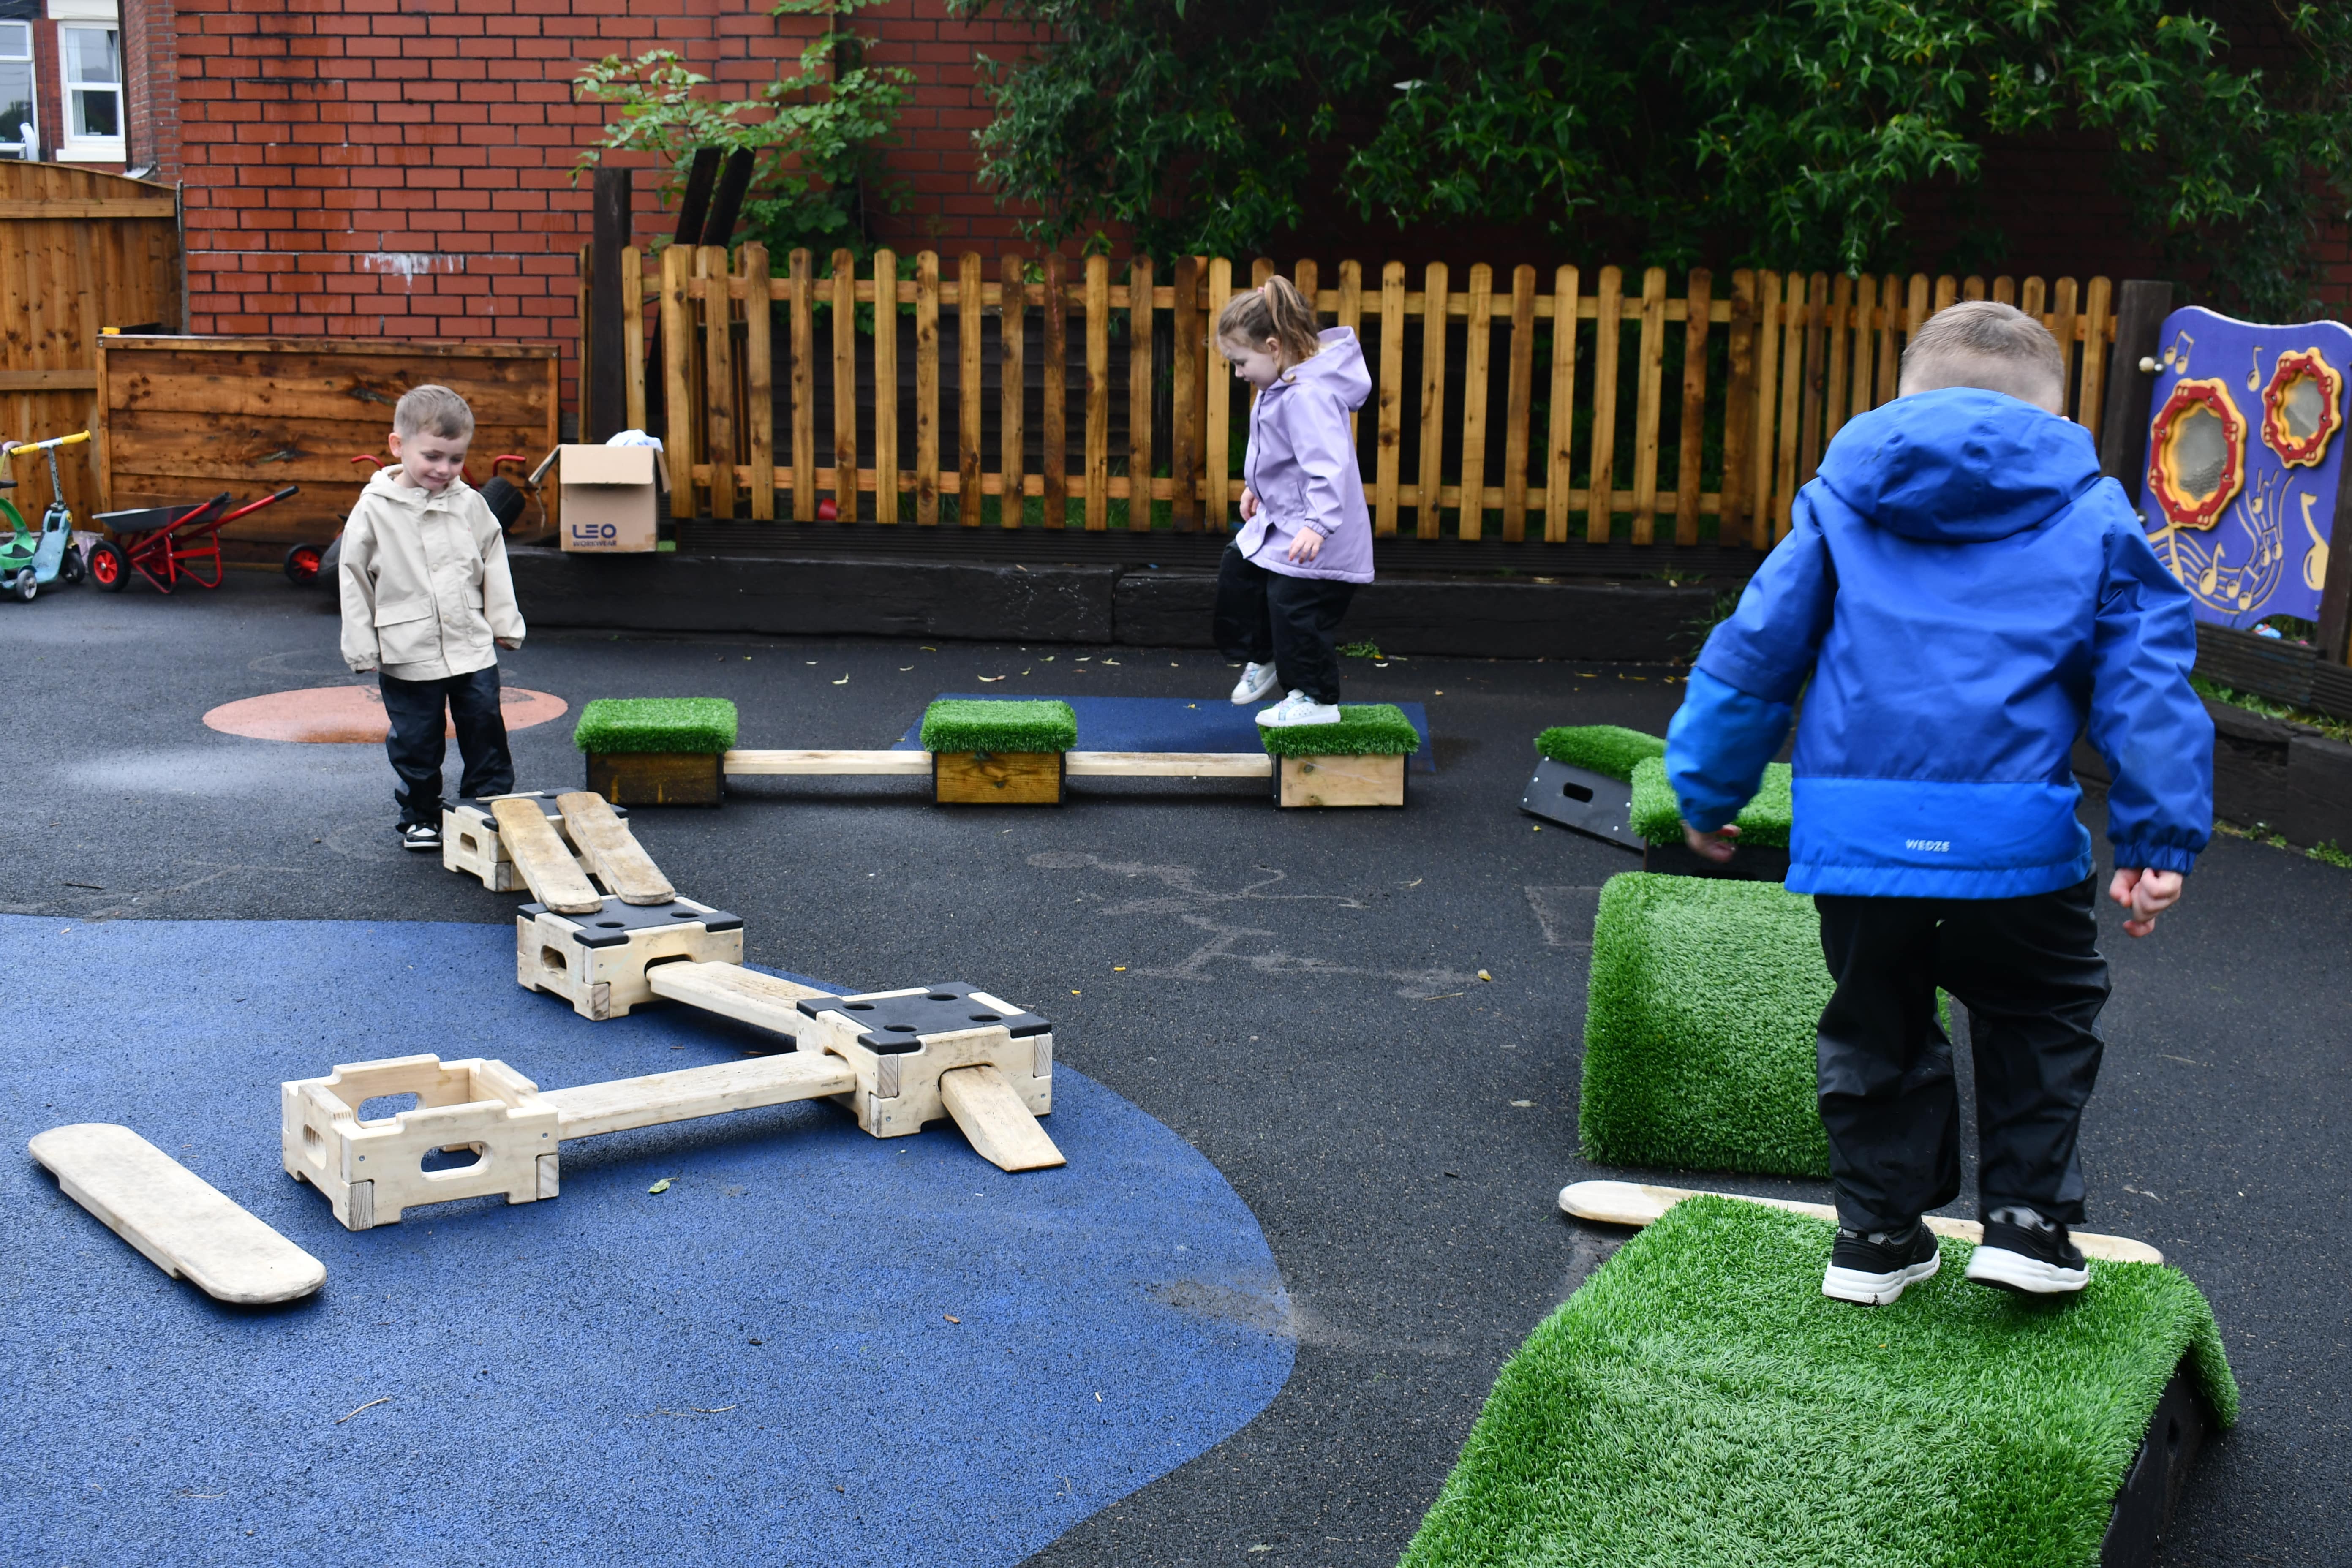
[978,675,1005,682]
[1478,969,1492,981]
[1511,1100,1536,1108]
[944,1314,961,1323]
[832,676,849,685]
[900,666,913,671]
[648,1178,672,1194]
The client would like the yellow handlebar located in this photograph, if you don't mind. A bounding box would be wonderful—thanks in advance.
[3,430,92,458]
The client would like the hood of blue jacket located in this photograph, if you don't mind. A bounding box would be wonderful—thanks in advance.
[1815,387,2102,543]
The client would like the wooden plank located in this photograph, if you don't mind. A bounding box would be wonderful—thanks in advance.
[1772,271,1803,539]
[1874,273,1901,408]
[1963,275,1986,302]
[741,244,775,520]
[0,199,177,219]
[1992,275,2016,305]
[1674,268,1712,545]
[999,253,1027,528]
[914,249,940,524]
[789,248,815,520]
[2051,275,2080,420]
[1457,263,1493,542]
[939,1064,1066,1172]
[106,359,552,421]
[721,749,932,776]
[1797,272,1829,485]
[2077,275,2112,442]
[1204,256,1234,530]
[1822,271,1852,444]
[1336,259,1363,443]
[645,960,835,1033]
[555,791,674,906]
[831,248,858,522]
[1500,264,1536,541]
[1126,254,1154,532]
[1064,751,1272,778]
[490,798,602,914]
[1416,261,1449,539]
[1721,269,1754,539]
[2020,275,2046,319]
[1543,264,1580,543]
[1556,1180,2165,1266]
[1084,253,1110,529]
[622,244,646,435]
[1374,261,1405,536]
[1585,265,1623,543]
[30,1123,326,1304]
[1041,252,1067,528]
[872,247,899,523]
[0,369,95,390]
[1169,256,1198,530]
[1933,274,1958,315]
[660,244,695,520]
[543,1053,857,1142]
[958,251,984,526]
[1628,265,1667,543]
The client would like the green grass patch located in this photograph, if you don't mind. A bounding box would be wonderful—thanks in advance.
[1534,724,1667,782]
[1630,754,1793,847]
[919,698,1078,755]
[1402,1196,2237,1568]
[572,697,738,755]
[1254,702,1422,757]
[1580,873,1831,1178]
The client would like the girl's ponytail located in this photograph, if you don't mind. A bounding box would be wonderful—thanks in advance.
[1217,276,1323,366]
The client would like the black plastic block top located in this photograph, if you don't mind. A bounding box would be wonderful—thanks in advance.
[521,896,743,946]
[456,792,627,822]
[795,982,1050,1055]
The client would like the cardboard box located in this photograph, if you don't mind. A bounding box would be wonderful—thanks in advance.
[558,444,661,553]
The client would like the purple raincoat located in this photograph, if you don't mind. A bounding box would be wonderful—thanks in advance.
[1235,327,1374,583]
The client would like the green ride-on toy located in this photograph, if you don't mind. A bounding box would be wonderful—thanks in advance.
[0,429,92,602]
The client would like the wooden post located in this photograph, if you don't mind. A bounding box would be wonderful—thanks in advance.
[2051,276,2080,423]
[1041,252,1067,528]
[1126,254,1154,532]
[587,166,631,443]
[1822,272,1853,444]
[1169,256,1198,530]
[1963,274,1987,302]
[1746,270,1780,547]
[2076,275,2112,447]
[1992,275,2016,305]
[830,248,857,523]
[1933,274,1958,315]
[1873,273,1901,409]
[742,244,774,520]
[1501,264,1535,542]
[1585,264,1623,543]
[872,247,898,523]
[789,248,814,521]
[1458,262,1492,543]
[914,250,940,524]
[1543,264,1580,543]
[1084,253,1109,529]
[621,243,645,436]
[998,253,1025,528]
[958,251,983,525]
[1337,259,1362,444]
[697,247,737,521]
[2020,275,2047,319]
[2097,280,2175,505]
[1416,261,1448,539]
[1628,265,1666,544]
[1203,256,1233,531]
[1674,267,1712,546]
[1797,272,1829,487]
[1373,260,1405,536]
[1721,270,1754,540]
[1773,272,1804,539]
[659,242,695,520]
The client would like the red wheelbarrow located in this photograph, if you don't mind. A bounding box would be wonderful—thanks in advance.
[88,486,299,593]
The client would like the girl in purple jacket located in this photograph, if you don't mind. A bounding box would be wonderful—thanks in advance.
[1212,278,1375,727]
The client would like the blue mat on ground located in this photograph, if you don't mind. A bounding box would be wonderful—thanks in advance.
[896,694,1437,772]
[1,916,1294,1567]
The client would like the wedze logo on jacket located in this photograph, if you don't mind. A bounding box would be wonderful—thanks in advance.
[1666,387,2214,900]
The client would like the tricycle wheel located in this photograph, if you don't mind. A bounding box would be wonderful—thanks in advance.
[59,544,84,585]
[87,540,127,591]
[13,567,35,602]
[283,542,324,586]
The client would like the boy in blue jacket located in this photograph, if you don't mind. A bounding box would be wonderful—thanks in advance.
[1667,302,2212,1306]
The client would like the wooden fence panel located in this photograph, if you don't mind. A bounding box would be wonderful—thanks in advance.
[1169,256,1197,530]
[1085,254,1109,530]
[1675,268,1712,547]
[915,249,940,524]
[830,248,857,523]
[1629,265,1666,544]
[699,246,735,520]
[1458,263,1492,542]
[1373,261,1404,536]
[742,244,773,520]
[1041,252,1067,529]
[1204,256,1233,529]
[999,253,1024,528]
[958,251,983,525]
[1126,255,1153,532]
[1544,265,1580,544]
[1501,264,1535,542]
[872,247,898,524]
[789,248,814,521]
[1585,265,1622,543]
[1415,261,1448,539]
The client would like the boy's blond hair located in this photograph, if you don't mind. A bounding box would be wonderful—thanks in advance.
[394,384,475,440]
[1899,302,2066,409]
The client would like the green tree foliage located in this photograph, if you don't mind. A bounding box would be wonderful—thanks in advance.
[951,0,2352,315]
[574,0,914,263]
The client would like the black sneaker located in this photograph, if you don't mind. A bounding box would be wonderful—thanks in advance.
[1821,1220,1941,1305]
[1966,1207,2090,1295]
[400,822,442,852]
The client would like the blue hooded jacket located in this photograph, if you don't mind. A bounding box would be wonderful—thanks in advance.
[1667,387,2213,899]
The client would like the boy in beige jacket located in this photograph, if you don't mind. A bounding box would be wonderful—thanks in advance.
[339,385,525,851]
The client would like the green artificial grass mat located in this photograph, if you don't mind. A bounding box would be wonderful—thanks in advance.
[571,697,738,755]
[1629,754,1794,848]
[1534,724,1666,782]
[919,698,1078,755]
[1253,702,1421,757]
[1580,873,1832,1177]
[1401,1197,2237,1568]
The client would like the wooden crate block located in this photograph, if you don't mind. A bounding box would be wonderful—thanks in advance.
[1277,752,1407,808]
[934,751,1064,805]
[793,984,1054,1145]
[515,896,745,1021]
[586,751,723,806]
[281,1054,561,1231]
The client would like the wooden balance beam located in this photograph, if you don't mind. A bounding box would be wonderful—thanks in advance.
[724,749,1273,779]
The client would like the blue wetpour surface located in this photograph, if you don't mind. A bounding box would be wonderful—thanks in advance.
[1,916,1294,1568]
[896,693,1437,771]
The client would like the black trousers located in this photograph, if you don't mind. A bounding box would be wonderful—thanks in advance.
[1212,543,1356,705]
[380,667,515,826]
[1813,877,2110,1232]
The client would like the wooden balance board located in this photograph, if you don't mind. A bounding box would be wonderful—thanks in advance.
[31,1124,327,1304]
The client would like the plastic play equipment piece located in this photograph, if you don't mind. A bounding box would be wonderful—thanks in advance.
[1519,725,1665,849]
[0,429,94,603]
[490,795,602,914]
[90,484,299,595]
[555,790,674,905]
[32,1123,327,1303]
[1558,1179,2165,1264]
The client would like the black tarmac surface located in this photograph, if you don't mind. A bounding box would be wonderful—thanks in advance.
[3,572,2344,1566]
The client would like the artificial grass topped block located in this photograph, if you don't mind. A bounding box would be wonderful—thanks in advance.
[919,699,1078,755]
[1629,754,1794,847]
[1401,1197,2237,1568]
[1580,872,1831,1178]
[572,697,738,755]
[1534,724,1666,781]
[1253,703,1421,758]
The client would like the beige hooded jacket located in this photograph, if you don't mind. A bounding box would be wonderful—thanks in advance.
[338,466,524,680]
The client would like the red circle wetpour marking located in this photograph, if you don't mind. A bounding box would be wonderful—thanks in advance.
[202,686,569,743]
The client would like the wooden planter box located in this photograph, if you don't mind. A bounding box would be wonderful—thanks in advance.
[585,751,723,807]
[1275,754,1406,808]
[933,751,1065,805]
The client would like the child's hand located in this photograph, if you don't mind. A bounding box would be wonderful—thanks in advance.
[2108,867,2183,937]
[1285,527,1323,564]
[1239,485,1260,521]
[1682,821,1740,863]
[495,637,522,651]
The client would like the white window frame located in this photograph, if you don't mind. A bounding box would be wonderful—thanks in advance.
[54,21,122,163]
[0,22,35,163]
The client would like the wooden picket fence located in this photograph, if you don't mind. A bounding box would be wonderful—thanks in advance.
[612,244,2120,549]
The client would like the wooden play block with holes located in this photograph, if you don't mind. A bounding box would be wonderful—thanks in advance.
[516,895,743,1021]
[934,750,1065,804]
[1277,753,1405,807]
[556,790,673,905]
[32,1123,327,1303]
[792,984,1059,1164]
[491,795,603,912]
[442,792,622,894]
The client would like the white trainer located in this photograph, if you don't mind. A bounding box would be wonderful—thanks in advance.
[1255,691,1343,727]
[1229,661,1281,705]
